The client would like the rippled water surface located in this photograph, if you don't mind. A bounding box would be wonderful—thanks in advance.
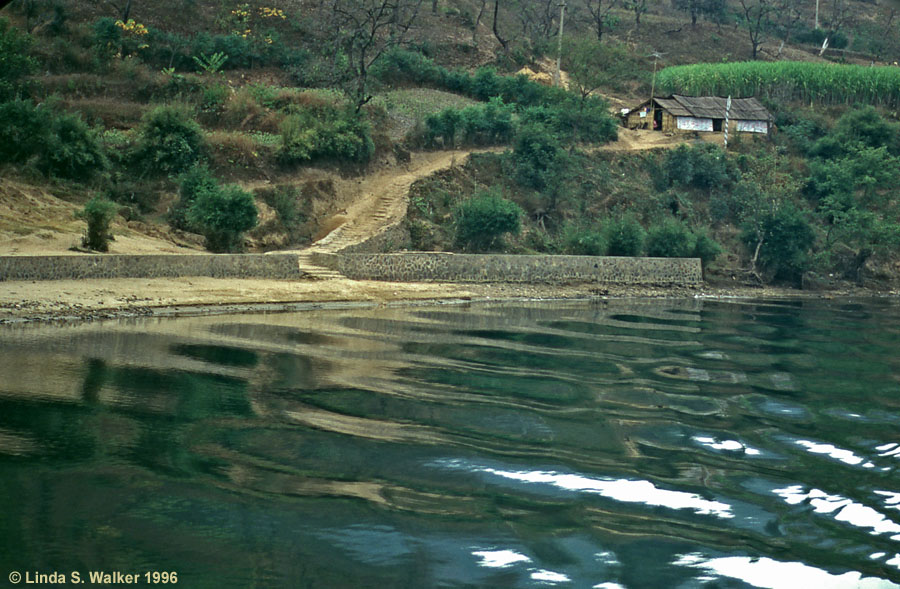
[2,298,900,588]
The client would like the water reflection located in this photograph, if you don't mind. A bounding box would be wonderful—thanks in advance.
[674,553,898,588]
[1,298,900,586]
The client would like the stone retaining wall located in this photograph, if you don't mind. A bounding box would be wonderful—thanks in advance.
[316,252,701,285]
[2,252,702,286]
[0,254,303,281]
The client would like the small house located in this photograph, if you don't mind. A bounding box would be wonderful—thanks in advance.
[624,95,773,135]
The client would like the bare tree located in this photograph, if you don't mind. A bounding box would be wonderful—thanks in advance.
[738,0,779,59]
[819,0,852,55]
[672,0,725,28]
[492,0,510,52]
[624,0,650,31]
[516,0,559,45]
[582,0,619,42]
[472,0,488,44]
[104,0,132,22]
[327,0,424,110]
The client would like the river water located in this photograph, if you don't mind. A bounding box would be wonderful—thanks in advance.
[1,298,899,588]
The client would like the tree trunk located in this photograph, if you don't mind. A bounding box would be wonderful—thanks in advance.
[492,0,509,52]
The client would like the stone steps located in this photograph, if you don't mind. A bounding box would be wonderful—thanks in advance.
[297,253,345,280]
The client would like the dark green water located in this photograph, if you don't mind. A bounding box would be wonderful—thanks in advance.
[1,298,900,588]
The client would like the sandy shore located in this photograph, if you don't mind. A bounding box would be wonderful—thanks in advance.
[1,275,890,325]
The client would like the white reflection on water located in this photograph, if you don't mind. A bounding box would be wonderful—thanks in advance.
[472,549,531,568]
[773,485,900,540]
[674,553,899,589]
[483,468,734,518]
[530,569,570,584]
[877,491,900,511]
[693,435,762,455]
[795,440,875,468]
[877,443,900,458]
[434,460,734,519]
[592,583,626,589]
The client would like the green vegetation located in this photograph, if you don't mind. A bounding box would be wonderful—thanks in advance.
[135,105,205,175]
[187,183,258,252]
[657,61,900,109]
[77,197,118,252]
[170,165,258,252]
[38,113,108,181]
[278,101,374,165]
[453,189,523,252]
[0,17,37,100]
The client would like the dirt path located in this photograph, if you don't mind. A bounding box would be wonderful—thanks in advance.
[600,128,689,152]
[298,148,502,255]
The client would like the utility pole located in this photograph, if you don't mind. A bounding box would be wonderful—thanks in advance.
[815,0,820,29]
[554,1,567,87]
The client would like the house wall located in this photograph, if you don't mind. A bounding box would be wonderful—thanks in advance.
[661,112,677,132]
[626,109,651,129]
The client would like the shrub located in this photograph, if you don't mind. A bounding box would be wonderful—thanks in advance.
[168,164,217,231]
[453,189,523,252]
[0,18,37,100]
[425,108,462,147]
[0,99,51,164]
[77,197,118,251]
[460,98,514,145]
[134,105,205,174]
[563,227,606,256]
[645,218,696,258]
[187,183,258,252]
[513,123,564,192]
[38,113,108,181]
[692,229,723,266]
[664,143,733,190]
[603,216,645,256]
[278,108,374,164]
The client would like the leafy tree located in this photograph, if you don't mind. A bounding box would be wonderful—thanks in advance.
[742,203,814,284]
[77,197,118,252]
[187,184,258,252]
[453,189,523,251]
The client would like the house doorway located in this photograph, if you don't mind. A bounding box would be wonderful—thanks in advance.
[713,119,723,132]
[653,108,663,131]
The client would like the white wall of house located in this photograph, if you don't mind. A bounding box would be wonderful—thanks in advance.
[735,120,769,133]
[676,117,713,131]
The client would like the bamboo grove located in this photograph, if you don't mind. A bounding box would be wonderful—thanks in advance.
[656,61,900,108]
